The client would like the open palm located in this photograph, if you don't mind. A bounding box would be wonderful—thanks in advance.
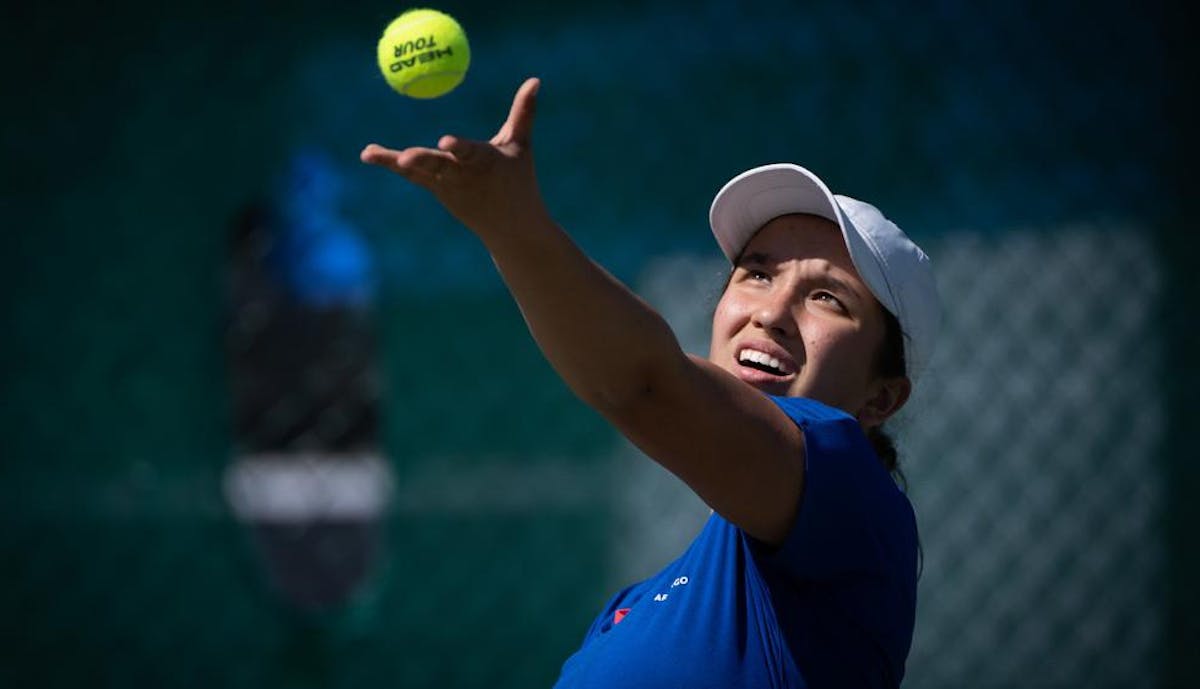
[360,77,548,237]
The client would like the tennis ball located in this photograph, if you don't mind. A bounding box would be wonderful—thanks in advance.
[376,8,470,99]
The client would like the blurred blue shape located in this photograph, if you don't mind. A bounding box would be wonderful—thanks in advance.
[274,149,375,308]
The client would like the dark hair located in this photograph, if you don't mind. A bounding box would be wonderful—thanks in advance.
[868,308,907,483]
[871,307,922,577]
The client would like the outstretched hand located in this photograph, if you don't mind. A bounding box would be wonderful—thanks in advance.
[360,77,548,237]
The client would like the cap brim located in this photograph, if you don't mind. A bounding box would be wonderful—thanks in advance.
[709,164,842,263]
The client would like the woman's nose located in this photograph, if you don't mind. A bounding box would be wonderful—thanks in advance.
[751,294,796,336]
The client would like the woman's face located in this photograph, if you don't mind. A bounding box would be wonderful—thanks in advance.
[709,214,893,419]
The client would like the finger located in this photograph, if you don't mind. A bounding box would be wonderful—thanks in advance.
[438,134,490,164]
[361,143,455,184]
[492,77,540,146]
[360,143,401,166]
[396,147,455,180]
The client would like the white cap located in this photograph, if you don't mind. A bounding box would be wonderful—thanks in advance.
[709,163,940,383]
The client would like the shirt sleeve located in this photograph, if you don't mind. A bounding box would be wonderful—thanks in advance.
[762,396,918,583]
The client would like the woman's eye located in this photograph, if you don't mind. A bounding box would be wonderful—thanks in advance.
[813,291,844,308]
[747,270,770,282]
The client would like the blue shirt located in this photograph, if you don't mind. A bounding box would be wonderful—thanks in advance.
[554,397,918,689]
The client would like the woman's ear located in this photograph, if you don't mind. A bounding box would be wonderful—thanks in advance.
[857,376,912,429]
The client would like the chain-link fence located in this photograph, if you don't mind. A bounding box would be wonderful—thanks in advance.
[2,0,1191,687]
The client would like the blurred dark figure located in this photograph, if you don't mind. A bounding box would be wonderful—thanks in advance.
[223,150,391,614]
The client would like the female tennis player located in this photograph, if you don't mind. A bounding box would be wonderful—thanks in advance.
[362,78,939,689]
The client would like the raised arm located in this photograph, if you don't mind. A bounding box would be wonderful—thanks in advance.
[361,78,805,544]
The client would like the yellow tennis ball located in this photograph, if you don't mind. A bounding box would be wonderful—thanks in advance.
[376,8,470,99]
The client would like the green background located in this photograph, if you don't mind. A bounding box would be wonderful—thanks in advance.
[2,0,1194,686]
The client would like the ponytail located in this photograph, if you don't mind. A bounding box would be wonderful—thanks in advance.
[868,424,906,490]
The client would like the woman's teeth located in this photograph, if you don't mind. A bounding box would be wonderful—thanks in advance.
[738,349,786,375]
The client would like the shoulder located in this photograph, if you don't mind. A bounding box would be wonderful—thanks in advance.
[768,396,858,426]
[768,396,879,462]
[760,396,917,579]
[767,397,867,447]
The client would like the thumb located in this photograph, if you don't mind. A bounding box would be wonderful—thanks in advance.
[494,77,540,146]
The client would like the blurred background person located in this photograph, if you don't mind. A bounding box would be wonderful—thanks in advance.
[224,149,392,614]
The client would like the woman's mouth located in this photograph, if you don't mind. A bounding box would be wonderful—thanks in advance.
[735,344,797,384]
[738,349,789,376]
